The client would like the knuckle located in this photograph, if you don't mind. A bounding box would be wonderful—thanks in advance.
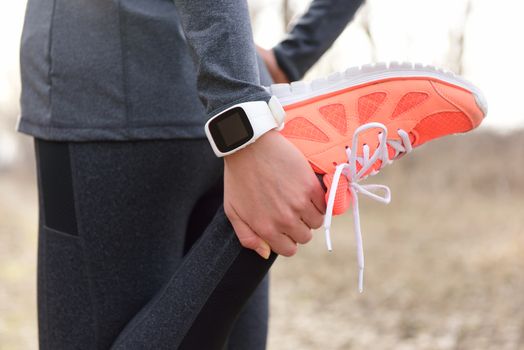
[311,215,324,229]
[277,210,296,228]
[311,221,323,230]
[292,195,309,211]
[300,195,311,209]
[259,226,278,241]
[296,229,313,244]
[238,235,258,250]
[278,243,298,257]
[291,227,311,245]
[308,182,325,200]
[307,181,318,195]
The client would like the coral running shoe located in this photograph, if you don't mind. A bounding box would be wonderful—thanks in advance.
[268,62,487,291]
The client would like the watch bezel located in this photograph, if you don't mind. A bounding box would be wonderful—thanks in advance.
[208,106,255,154]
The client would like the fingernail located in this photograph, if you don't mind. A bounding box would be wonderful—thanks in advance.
[256,242,271,260]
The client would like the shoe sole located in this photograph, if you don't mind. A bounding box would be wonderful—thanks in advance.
[267,62,488,116]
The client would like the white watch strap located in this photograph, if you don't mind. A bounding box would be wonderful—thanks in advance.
[244,97,284,137]
[268,96,286,130]
[205,96,286,157]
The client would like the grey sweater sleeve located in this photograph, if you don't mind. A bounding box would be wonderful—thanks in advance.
[273,0,365,81]
[173,0,271,115]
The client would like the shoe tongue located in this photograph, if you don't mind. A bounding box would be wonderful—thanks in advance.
[353,129,415,173]
[356,128,382,148]
[307,129,416,176]
[387,145,397,160]
[386,131,417,160]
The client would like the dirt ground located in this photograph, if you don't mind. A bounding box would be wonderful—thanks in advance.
[1,131,523,350]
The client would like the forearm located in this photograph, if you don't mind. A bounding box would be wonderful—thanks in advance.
[273,0,365,81]
[173,0,271,115]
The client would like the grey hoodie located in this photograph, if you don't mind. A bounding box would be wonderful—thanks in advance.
[18,0,363,141]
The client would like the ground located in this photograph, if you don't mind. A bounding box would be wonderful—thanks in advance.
[1,131,523,350]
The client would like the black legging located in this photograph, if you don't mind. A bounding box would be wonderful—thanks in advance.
[34,138,277,350]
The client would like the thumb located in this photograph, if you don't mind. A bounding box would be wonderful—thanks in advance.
[226,206,272,259]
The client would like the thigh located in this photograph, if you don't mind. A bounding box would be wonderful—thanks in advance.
[185,174,270,350]
[226,275,270,350]
[35,137,222,349]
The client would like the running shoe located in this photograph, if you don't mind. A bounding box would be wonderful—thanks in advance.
[268,62,487,291]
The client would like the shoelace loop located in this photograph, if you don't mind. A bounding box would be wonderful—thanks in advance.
[323,122,413,293]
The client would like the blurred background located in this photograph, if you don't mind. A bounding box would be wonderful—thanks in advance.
[1,0,523,349]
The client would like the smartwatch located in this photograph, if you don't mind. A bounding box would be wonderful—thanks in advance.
[205,96,285,157]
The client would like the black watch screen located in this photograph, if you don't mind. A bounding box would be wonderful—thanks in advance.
[208,107,254,153]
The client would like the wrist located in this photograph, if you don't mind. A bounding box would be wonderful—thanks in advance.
[224,129,279,161]
[205,97,285,158]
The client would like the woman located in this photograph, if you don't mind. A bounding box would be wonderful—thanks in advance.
[19,0,362,348]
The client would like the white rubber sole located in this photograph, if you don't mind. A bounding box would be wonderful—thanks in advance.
[266,62,488,116]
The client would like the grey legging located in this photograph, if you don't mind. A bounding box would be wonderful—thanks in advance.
[34,137,277,349]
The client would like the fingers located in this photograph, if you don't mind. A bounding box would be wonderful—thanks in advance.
[296,177,325,230]
[226,204,271,259]
[263,228,298,257]
[226,203,300,258]
[300,201,324,230]
[309,179,327,215]
[281,218,313,245]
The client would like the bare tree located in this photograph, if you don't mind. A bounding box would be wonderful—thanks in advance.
[358,4,376,63]
[456,0,472,75]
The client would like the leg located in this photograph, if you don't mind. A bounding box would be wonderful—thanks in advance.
[185,171,271,350]
[226,275,270,350]
[35,138,276,350]
[112,206,276,349]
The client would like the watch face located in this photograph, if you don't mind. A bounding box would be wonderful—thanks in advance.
[209,107,254,153]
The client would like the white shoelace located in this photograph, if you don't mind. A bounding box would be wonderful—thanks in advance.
[323,122,413,292]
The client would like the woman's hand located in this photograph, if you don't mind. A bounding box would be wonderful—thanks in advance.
[224,130,326,259]
[256,45,290,84]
